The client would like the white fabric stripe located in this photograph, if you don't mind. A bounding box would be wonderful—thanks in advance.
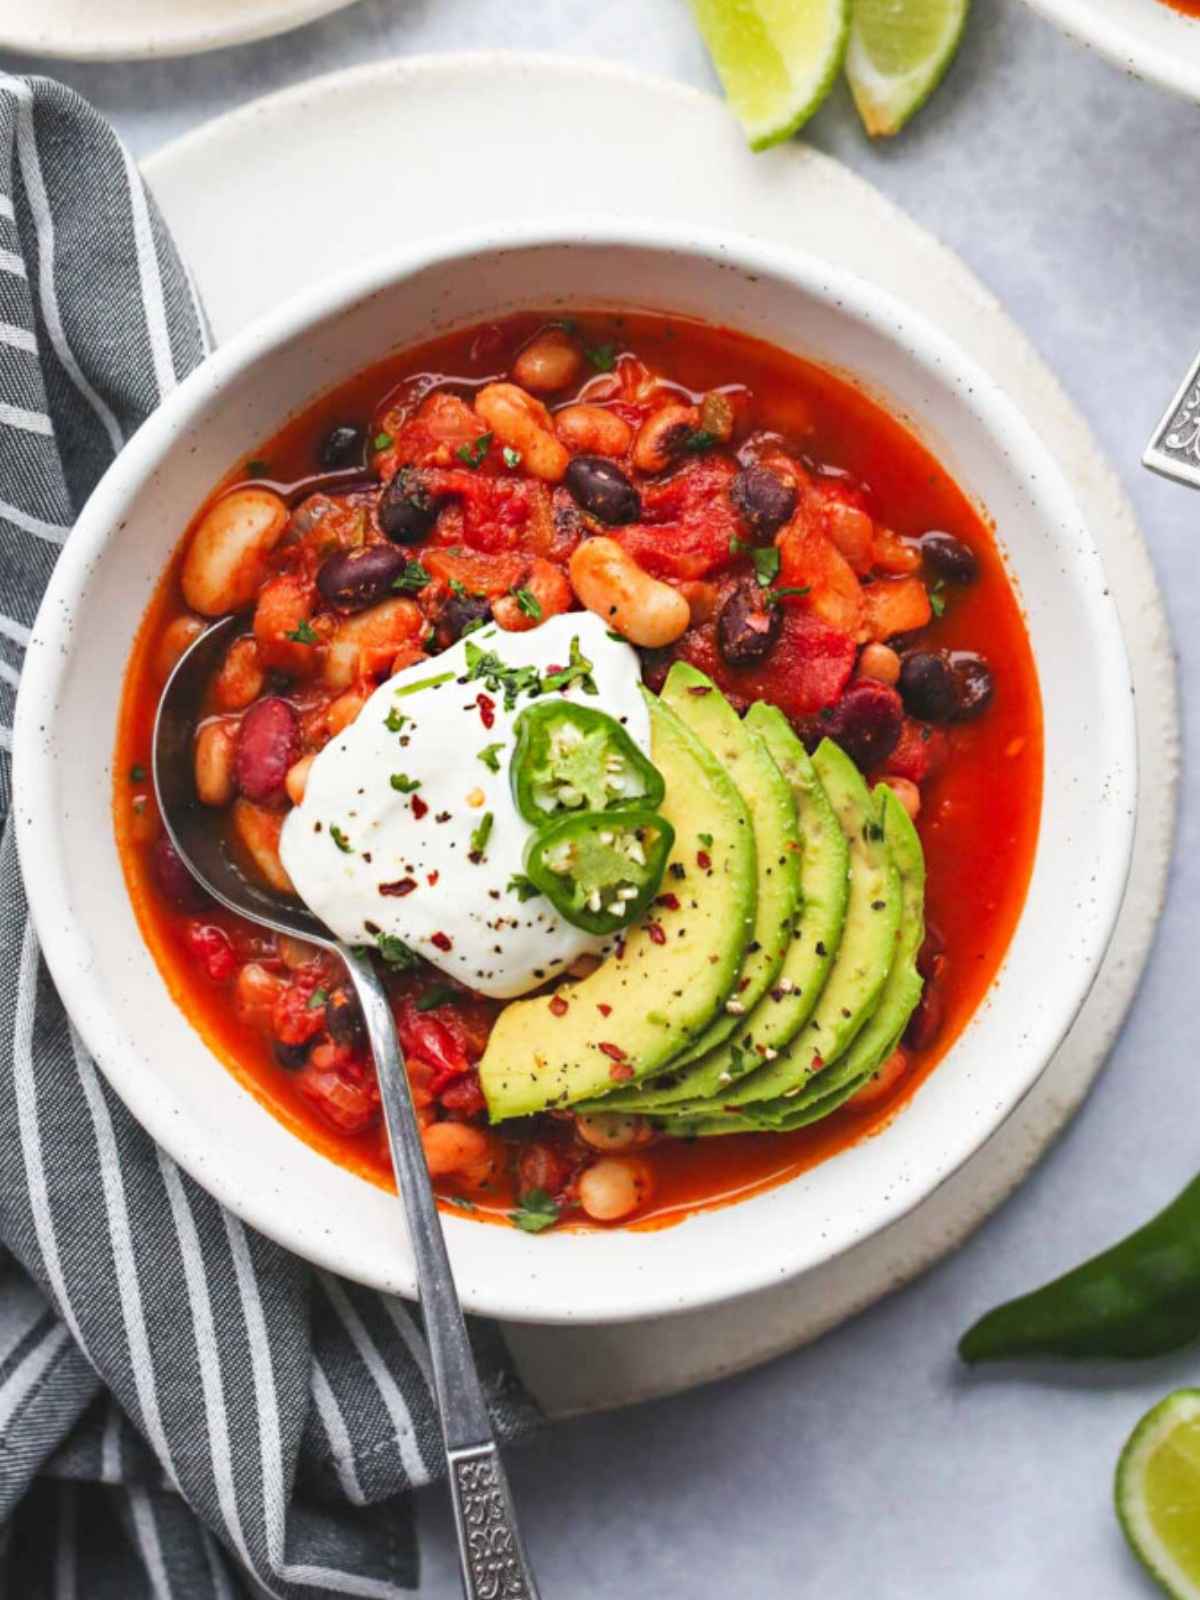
[0,401,52,435]
[0,1322,70,1436]
[67,1024,176,1482]
[0,248,25,278]
[0,321,37,353]
[0,1283,48,1371]
[310,1357,366,1506]
[128,1489,173,1600]
[13,923,89,1355]
[380,1298,434,1395]
[0,659,19,689]
[0,612,30,646]
[120,144,176,399]
[224,1218,402,1598]
[0,499,68,543]
[0,192,14,220]
[155,1153,273,1594]
[0,73,124,451]
[53,1481,77,1600]
[0,726,11,752]
[200,1529,237,1600]
[100,1403,123,1484]
[319,1275,426,1484]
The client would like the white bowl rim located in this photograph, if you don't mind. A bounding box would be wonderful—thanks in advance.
[1020,0,1200,106]
[13,217,1138,1323]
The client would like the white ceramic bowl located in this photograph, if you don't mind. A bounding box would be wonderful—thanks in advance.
[13,222,1136,1325]
[1021,0,1200,105]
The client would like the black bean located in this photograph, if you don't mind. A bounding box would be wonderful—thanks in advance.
[564,457,640,525]
[274,1039,311,1071]
[150,834,208,911]
[730,466,796,537]
[899,651,959,723]
[919,530,977,584]
[440,592,492,643]
[319,425,365,471]
[379,468,441,543]
[326,986,365,1048]
[317,545,413,612]
[825,680,903,771]
[949,652,994,722]
[717,580,782,666]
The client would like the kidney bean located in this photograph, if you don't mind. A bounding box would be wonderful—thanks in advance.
[899,651,959,723]
[326,986,365,1048]
[319,425,365,471]
[730,465,796,536]
[903,985,943,1052]
[950,652,995,721]
[235,697,300,805]
[151,834,208,910]
[717,580,782,666]
[378,468,441,543]
[564,456,641,525]
[824,679,903,770]
[919,530,978,584]
[317,545,412,612]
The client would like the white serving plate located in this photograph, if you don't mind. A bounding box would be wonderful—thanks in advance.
[0,0,359,61]
[13,217,1136,1327]
[1021,0,1200,104]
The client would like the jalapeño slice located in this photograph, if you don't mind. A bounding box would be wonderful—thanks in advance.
[510,701,665,826]
[524,808,675,936]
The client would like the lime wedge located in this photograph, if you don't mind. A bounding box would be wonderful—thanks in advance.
[689,0,850,150]
[845,0,969,137]
[1117,1389,1200,1599]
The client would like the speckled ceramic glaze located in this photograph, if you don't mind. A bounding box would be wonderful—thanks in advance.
[13,222,1137,1324]
[1020,0,1200,105]
[0,0,360,60]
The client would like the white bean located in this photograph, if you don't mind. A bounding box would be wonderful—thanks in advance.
[181,488,288,616]
[475,383,569,482]
[569,537,690,648]
[512,329,584,394]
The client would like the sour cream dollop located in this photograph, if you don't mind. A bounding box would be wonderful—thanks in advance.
[280,610,651,998]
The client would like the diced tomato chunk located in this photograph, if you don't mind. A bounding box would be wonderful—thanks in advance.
[422,547,529,598]
[883,718,949,784]
[674,608,856,719]
[272,978,327,1047]
[776,511,865,638]
[439,1071,486,1119]
[184,921,238,984]
[297,1058,380,1135]
[611,457,741,581]
[396,998,471,1086]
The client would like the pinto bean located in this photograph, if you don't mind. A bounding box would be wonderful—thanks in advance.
[512,328,584,393]
[717,580,782,666]
[194,720,238,807]
[730,466,796,537]
[317,544,412,612]
[564,456,640,525]
[631,403,699,475]
[568,537,690,648]
[235,697,300,805]
[212,636,265,711]
[181,489,288,616]
[475,383,569,482]
[554,404,633,458]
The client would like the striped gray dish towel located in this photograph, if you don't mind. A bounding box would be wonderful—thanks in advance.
[0,76,541,1599]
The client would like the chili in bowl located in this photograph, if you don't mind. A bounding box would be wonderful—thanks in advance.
[14,224,1135,1323]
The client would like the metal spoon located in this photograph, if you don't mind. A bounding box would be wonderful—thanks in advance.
[153,616,539,1600]
[1144,346,1200,488]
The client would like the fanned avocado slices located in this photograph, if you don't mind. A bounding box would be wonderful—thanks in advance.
[666,782,925,1136]
[596,705,848,1115]
[477,690,756,1121]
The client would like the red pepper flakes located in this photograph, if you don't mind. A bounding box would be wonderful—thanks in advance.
[738,975,752,991]
[476,693,496,729]
[686,685,713,696]
[428,870,440,886]
[549,994,569,1018]
[431,931,453,952]
[646,921,666,946]
[696,850,712,871]
[379,877,417,897]
[609,1061,635,1082]
[597,1003,612,1017]
[614,936,627,960]
[599,1041,627,1062]
[655,893,681,911]
[411,795,429,820]
[810,1053,826,1073]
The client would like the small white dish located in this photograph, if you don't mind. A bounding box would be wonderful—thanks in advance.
[1020,0,1200,106]
[13,221,1137,1325]
[0,0,359,62]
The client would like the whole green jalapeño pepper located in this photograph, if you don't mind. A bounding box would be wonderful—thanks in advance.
[959,1173,1200,1363]
[510,701,665,826]
[523,807,675,936]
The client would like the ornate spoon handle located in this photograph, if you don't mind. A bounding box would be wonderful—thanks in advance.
[1144,346,1200,488]
[340,948,540,1600]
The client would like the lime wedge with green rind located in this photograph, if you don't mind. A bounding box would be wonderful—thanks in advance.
[689,0,850,151]
[1117,1389,1200,1599]
[846,0,969,138]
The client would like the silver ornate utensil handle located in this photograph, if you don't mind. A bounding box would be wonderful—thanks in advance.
[1144,345,1200,488]
[341,948,540,1600]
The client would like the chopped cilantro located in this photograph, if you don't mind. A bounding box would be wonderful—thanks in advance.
[585,341,617,372]
[393,561,430,593]
[330,825,353,853]
[377,933,418,970]
[509,1189,560,1233]
[384,708,409,733]
[415,984,459,1012]
[129,764,146,782]
[502,446,522,469]
[477,742,505,773]
[464,640,542,710]
[930,581,947,618]
[606,629,626,643]
[513,586,542,621]
[307,988,328,1010]
[698,832,714,849]
[682,429,717,454]
[285,619,318,645]
[372,431,394,451]
[394,671,456,698]
[469,811,494,862]
[390,773,421,793]
[449,578,470,598]
[752,546,781,588]
[506,873,542,903]
[729,535,747,558]
[541,634,597,697]
[765,585,811,606]
[455,432,493,469]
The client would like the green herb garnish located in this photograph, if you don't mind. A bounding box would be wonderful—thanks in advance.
[698,832,714,849]
[513,587,543,621]
[468,811,494,862]
[585,341,617,372]
[765,585,811,606]
[455,432,493,469]
[373,431,394,451]
[394,671,456,698]
[464,640,542,710]
[541,634,597,697]
[506,873,543,903]
[502,446,522,469]
[377,933,418,970]
[509,1189,560,1233]
[930,581,947,618]
[285,619,318,645]
[390,773,421,794]
[129,764,146,782]
[752,547,781,588]
[415,985,459,1012]
[330,825,352,853]
[384,708,409,733]
[307,988,328,1010]
[477,742,505,773]
[393,561,430,593]
[682,429,717,454]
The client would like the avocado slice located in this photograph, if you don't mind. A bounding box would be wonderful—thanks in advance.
[595,704,849,1114]
[682,738,901,1111]
[670,783,925,1135]
[477,690,756,1121]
